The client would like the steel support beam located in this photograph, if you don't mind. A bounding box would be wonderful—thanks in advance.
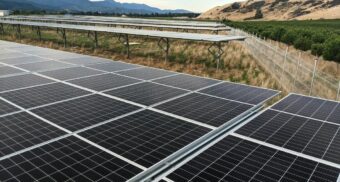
[208,42,225,70]
[57,28,67,48]
[15,24,21,40]
[0,23,4,35]
[157,37,170,63]
[88,31,99,48]
[36,26,42,41]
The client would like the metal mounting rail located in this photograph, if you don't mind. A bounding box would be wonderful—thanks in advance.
[128,104,263,182]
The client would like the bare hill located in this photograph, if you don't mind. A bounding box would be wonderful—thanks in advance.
[199,0,340,20]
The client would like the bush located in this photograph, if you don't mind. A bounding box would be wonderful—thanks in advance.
[311,32,327,44]
[294,37,312,51]
[281,30,297,45]
[323,37,340,62]
[254,9,263,19]
[270,27,286,41]
[311,43,324,57]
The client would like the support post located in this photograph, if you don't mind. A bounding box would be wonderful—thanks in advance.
[337,81,340,101]
[118,34,130,58]
[88,31,98,48]
[309,59,318,96]
[36,26,41,41]
[0,23,4,35]
[57,28,67,48]
[208,42,225,70]
[16,24,21,40]
[157,37,170,63]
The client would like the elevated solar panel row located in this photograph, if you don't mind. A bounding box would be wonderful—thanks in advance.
[0,40,282,181]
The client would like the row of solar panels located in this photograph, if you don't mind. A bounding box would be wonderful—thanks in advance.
[3,15,225,28]
[2,16,230,32]
[0,40,339,181]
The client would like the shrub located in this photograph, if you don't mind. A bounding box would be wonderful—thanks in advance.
[281,30,297,45]
[323,37,340,62]
[294,37,312,51]
[254,9,263,19]
[311,32,327,44]
[311,43,324,57]
[270,27,286,41]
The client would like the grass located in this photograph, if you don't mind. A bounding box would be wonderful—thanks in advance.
[0,24,282,94]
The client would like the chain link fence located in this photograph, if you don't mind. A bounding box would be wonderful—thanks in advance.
[231,28,340,101]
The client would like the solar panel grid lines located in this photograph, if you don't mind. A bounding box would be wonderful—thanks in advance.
[0,66,26,78]
[0,136,145,181]
[87,62,143,72]
[78,110,212,168]
[16,61,76,72]
[105,82,189,106]
[59,56,109,66]
[39,67,105,81]
[0,98,21,116]
[115,67,178,80]
[0,56,50,66]
[0,74,54,93]
[165,135,340,182]
[0,83,91,109]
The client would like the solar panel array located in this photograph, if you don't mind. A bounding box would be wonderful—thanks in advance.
[165,93,340,181]
[0,40,279,181]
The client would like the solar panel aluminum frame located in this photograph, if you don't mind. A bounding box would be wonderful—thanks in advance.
[129,104,267,181]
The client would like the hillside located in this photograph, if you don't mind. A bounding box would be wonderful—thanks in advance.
[0,0,191,14]
[199,0,340,20]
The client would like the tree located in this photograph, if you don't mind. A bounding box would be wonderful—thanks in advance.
[254,9,263,19]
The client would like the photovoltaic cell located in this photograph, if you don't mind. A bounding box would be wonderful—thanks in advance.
[166,135,340,182]
[39,67,103,81]
[60,56,108,65]
[0,136,143,181]
[0,52,28,60]
[155,93,253,127]
[31,95,141,131]
[16,61,75,72]
[0,74,53,92]
[0,56,49,65]
[199,82,279,105]
[117,67,176,80]
[272,94,340,124]
[105,82,188,106]
[153,74,220,91]
[0,66,24,77]
[236,109,340,164]
[87,62,141,72]
[1,83,91,109]
[0,112,66,157]
[80,110,211,167]
[68,73,141,91]
[0,99,20,115]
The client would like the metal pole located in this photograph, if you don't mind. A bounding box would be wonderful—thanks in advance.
[293,52,302,91]
[37,26,41,41]
[125,34,130,58]
[61,28,66,48]
[280,46,289,81]
[309,59,318,96]
[94,31,98,48]
[336,81,340,101]
[165,38,170,63]
[17,24,21,40]
[0,23,4,35]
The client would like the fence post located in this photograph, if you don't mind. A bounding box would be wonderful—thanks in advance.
[293,52,302,92]
[280,46,289,81]
[337,81,340,101]
[309,59,318,96]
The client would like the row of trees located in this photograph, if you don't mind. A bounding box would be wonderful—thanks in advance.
[224,20,340,62]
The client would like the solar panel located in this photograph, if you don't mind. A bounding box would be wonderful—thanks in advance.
[87,62,142,72]
[0,52,28,60]
[235,94,340,165]
[117,67,176,80]
[79,110,211,167]
[0,56,50,65]
[39,67,103,81]
[0,66,25,77]
[0,99,20,115]
[0,136,143,181]
[104,82,188,106]
[31,94,141,131]
[0,74,53,92]
[16,61,75,72]
[0,112,66,157]
[60,56,108,66]
[68,73,141,91]
[1,83,91,109]
[155,93,253,127]
[272,94,340,124]
[166,135,340,182]
[200,82,279,105]
[153,74,220,91]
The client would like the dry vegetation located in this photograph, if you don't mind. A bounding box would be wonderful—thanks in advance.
[0,25,282,94]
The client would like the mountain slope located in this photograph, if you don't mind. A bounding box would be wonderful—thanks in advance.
[0,0,191,14]
[199,0,340,20]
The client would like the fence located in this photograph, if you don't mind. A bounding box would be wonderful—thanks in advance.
[231,28,340,101]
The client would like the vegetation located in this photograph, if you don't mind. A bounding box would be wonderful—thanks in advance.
[224,19,340,62]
